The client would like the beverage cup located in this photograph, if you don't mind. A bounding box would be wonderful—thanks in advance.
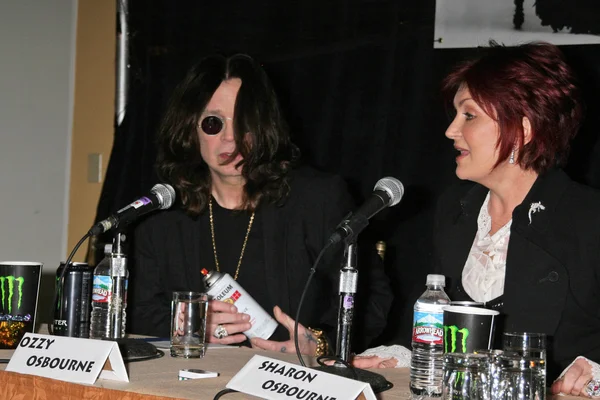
[0,261,43,349]
[170,291,208,358]
[443,305,499,353]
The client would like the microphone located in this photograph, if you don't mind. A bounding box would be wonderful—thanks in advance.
[89,183,176,235]
[328,177,404,245]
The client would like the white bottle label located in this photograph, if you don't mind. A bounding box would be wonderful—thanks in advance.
[207,274,277,340]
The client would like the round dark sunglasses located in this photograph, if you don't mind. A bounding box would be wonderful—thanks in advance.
[198,115,231,135]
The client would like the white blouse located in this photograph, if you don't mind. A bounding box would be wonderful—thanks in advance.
[462,191,511,303]
[458,191,600,384]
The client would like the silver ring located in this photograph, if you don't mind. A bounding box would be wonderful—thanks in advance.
[213,324,228,339]
[586,379,600,397]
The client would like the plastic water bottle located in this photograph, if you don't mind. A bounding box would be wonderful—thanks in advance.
[90,244,112,339]
[410,274,451,399]
[89,234,129,339]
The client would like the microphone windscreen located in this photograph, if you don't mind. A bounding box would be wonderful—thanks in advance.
[151,184,176,209]
[374,177,404,206]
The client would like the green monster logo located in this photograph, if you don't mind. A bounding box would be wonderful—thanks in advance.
[0,276,25,314]
[444,325,470,353]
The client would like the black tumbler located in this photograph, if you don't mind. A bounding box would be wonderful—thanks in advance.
[443,305,499,353]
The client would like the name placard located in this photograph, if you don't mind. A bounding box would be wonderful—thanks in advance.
[6,333,128,384]
[227,355,376,400]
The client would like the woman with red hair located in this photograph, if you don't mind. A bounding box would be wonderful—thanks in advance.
[437,41,599,398]
[354,42,600,398]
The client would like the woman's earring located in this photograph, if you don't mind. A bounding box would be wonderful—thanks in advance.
[509,149,516,164]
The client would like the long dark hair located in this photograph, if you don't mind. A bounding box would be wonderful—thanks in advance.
[156,54,300,215]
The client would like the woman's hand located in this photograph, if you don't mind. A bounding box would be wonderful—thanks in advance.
[250,306,317,356]
[206,300,252,345]
[350,355,398,369]
[551,357,594,397]
[323,354,398,369]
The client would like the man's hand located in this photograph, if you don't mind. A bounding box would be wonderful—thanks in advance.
[173,301,186,336]
[206,300,252,345]
[250,306,318,356]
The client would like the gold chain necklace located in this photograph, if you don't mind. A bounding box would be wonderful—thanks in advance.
[209,197,255,281]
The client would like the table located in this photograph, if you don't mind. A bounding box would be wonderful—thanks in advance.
[0,346,581,399]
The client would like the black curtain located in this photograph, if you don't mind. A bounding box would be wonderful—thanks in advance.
[96,0,600,347]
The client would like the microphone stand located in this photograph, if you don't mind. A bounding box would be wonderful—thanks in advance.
[313,239,392,393]
[335,241,358,361]
[108,230,161,361]
[109,230,128,339]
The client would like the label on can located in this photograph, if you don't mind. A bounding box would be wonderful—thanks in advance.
[206,273,277,340]
[412,311,444,345]
[92,275,112,303]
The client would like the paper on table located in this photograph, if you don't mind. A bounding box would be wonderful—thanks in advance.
[178,369,219,380]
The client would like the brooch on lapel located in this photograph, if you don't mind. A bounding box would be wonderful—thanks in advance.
[528,201,545,225]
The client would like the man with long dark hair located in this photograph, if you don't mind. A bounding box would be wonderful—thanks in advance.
[130,54,392,356]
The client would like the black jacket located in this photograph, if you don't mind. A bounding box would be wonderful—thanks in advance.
[128,166,393,352]
[434,168,600,379]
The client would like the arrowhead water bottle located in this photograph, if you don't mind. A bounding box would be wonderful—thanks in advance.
[410,274,450,399]
[89,234,129,339]
[90,244,112,339]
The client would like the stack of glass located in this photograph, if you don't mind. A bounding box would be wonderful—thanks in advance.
[442,332,546,400]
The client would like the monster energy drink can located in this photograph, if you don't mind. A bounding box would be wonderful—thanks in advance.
[53,262,94,338]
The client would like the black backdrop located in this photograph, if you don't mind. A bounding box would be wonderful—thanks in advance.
[96,0,600,347]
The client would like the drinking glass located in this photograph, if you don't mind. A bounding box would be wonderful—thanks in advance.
[442,353,491,400]
[474,349,515,400]
[170,291,208,358]
[496,354,546,400]
[502,332,546,360]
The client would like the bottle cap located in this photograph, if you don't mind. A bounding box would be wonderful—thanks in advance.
[104,244,112,254]
[426,274,445,287]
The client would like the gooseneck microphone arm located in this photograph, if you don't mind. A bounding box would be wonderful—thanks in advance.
[291,176,403,393]
[50,231,91,335]
[51,183,176,337]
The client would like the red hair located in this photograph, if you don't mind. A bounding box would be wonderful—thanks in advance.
[442,41,583,173]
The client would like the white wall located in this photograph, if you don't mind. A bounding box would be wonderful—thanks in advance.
[0,0,78,323]
[435,0,600,48]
